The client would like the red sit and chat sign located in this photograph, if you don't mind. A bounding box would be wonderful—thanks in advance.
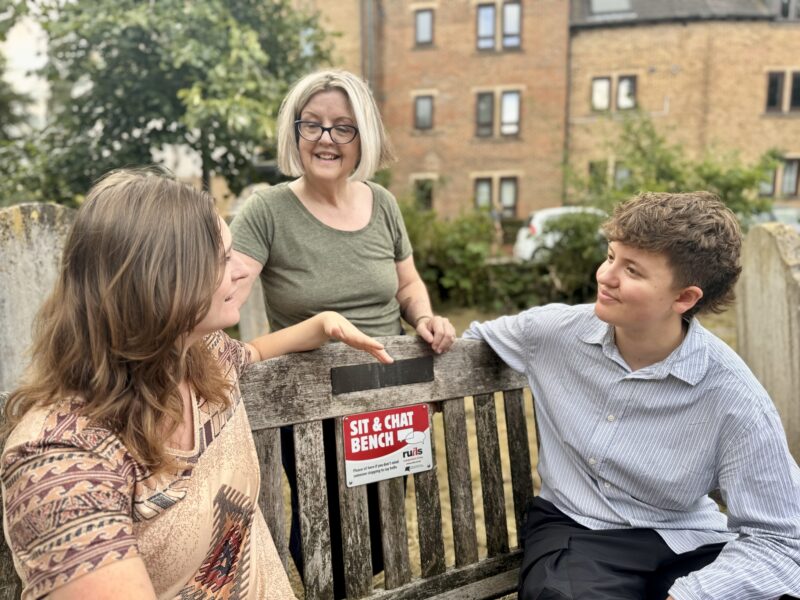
[343,404,433,487]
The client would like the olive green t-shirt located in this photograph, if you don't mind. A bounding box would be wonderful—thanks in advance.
[230,181,413,336]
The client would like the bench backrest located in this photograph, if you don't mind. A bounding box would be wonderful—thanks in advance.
[0,336,536,599]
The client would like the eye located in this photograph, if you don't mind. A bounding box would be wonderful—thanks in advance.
[333,125,354,135]
[625,265,638,276]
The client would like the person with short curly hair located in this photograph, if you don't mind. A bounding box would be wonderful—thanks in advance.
[465,191,800,599]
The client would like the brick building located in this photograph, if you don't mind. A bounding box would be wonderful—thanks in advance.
[568,0,800,203]
[311,0,800,216]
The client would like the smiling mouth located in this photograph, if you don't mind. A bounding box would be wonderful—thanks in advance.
[598,288,618,302]
[315,152,340,161]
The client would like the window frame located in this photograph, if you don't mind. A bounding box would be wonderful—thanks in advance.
[591,77,612,112]
[499,176,518,219]
[590,0,632,14]
[766,72,786,112]
[476,4,496,50]
[502,1,522,49]
[414,9,434,47]
[414,95,434,130]
[500,90,521,137]
[781,159,800,197]
[790,72,800,111]
[413,178,435,210]
[474,178,493,210]
[476,92,495,137]
[616,75,637,111]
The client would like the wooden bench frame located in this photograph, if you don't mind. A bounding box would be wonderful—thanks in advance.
[0,336,537,599]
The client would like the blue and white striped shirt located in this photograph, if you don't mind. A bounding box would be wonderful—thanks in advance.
[464,303,800,599]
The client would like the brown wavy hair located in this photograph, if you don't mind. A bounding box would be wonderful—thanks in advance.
[4,168,232,471]
[602,191,742,318]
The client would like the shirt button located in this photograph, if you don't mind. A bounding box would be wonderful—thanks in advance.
[604,482,611,489]
[607,414,616,422]
[588,457,597,465]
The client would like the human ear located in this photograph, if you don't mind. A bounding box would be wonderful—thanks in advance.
[674,286,703,315]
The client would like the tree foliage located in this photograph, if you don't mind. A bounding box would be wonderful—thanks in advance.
[572,113,780,219]
[0,0,330,205]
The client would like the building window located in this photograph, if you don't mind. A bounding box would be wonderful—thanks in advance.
[767,72,785,112]
[617,75,637,110]
[591,77,611,111]
[477,4,496,50]
[475,178,493,209]
[614,163,631,189]
[791,73,800,111]
[759,169,776,197]
[414,95,433,130]
[415,9,433,46]
[502,1,521,48]
[499,177,518,218]
[414,179,434,210]
[588,161,608,192]
[782,159,799,197]
[500,91,520,135]
[590,0,632,14]
[476,92,494,137]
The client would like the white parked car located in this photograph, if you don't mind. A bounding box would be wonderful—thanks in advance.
[513,206,606,261]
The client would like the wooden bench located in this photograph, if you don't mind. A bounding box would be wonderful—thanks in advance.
[0,335,538,599]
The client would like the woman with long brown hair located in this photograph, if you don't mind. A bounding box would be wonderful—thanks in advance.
[1,168,391,600]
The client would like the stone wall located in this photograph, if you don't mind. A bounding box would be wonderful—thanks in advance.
[737,223,800,459]
[0,204,75,391]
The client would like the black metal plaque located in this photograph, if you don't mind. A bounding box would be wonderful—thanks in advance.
[330,356,434,395]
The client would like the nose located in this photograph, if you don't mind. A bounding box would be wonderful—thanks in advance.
[318,128,336,144]
[596,259,616,287]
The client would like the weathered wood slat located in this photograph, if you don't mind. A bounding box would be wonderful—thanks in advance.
[502,389,534,548]
[252,428,287,569]
[295,421,334,600]
[473,393,509,557]
[442,398,479,567]
[334,417,373,598]
[241,339,526,430]
[366,551,521,600]
[429,569,518,600]
[378,477,412,589]
[413,410,446,578]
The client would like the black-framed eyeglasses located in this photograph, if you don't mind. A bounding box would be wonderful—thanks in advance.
[294,120,359,144]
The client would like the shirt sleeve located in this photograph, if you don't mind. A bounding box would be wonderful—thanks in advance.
[204,331,250,378]
[669,406,800,600]
[230,189,274,266]
[462,309,537,375]
[380,186,413,261]
[2,440,140,599]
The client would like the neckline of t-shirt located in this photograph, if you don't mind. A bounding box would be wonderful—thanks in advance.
[284,181,378,236]
[166,386,201,458]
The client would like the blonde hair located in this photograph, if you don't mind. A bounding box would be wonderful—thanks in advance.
[276,69,395,181]
[4,168,232,471]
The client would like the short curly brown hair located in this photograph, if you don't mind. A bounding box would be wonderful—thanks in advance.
[602,191,742,318]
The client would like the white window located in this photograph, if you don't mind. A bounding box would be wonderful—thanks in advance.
[782,159,799,197]
[477,5,496,49]
[617,75,637,110]
[414,95,434,130]
[592,78,611,111]
[415,10,433,45]
[502,1,521,48]
[475,178,493,209]
[591,0,632,14]
[500,91,520,135]
[499,177,518,218]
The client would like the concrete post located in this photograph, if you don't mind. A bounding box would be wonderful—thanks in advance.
[736,223,800,459]
[0,203,75,391]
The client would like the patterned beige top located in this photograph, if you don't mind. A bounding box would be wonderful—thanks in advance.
[1,331,295,600]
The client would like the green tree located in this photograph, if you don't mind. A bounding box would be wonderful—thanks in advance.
[572,113,779,219]
[0,54,30,140]
[1,0,330,205]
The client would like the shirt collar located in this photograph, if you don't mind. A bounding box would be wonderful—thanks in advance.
[579,315,709,385]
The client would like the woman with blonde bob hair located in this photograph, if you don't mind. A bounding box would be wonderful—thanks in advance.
[1,168,391,600]
[231,69,456,596]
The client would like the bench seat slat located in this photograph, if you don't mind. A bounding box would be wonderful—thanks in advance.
[442,398,479,567]
[502,389,534,548]
[413,410,446,578]
[335,417,373,598]
[252,427,288,569]
[295,421,334,599]
[474,393,509,557]
[378,477,412,589]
